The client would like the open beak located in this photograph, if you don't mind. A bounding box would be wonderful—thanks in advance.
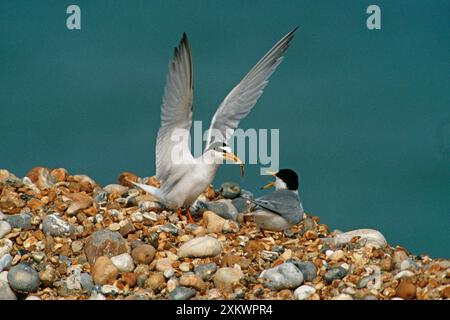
[222,152,245,177]
[261,181,275,190]
[222,152,243,164]
[263,170,277,176]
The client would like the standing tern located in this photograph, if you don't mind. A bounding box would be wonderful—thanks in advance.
[247,169,304,236]
[131,28,298,222]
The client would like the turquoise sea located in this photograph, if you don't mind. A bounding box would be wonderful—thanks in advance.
[0,1,449,257]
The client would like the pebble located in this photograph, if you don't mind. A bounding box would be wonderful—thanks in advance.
[0,221,11,239]
[63,192,92,215]
[155,258,173,272]
[178,236,222,258]
[132,244,156,265]
[89,292,106,300]
[91,256,119,285]
[261,250,279,261]
[0,254,12,272]
[71,240,83,253]
[0,280,17,300]
[84,229,128,264]
[25,295,41,300]
[205,199,238,221]
[164,269,175,279]
[393,249,409,268]
[231,197,250,214]
[400,258,418,271]
[194,263,218,281]
[329,249,345,262]
[143,212,159,221]
[80,273,94,292]
[42,214,74,237]
[261,262,304,290]
[394,270,415,280]
[6,213,32,229]
[93,190,108,204]
[145,272,165,291]
[169,286,197,300]
[324,267,347,284]
[331,293,353,300]
[220,182,241,199]
[103,184,128,195]
[7,263,40,293]
[286,259,317,282]
[213,267,244,292]
[101,284,119,296]
[396,279,416,300]
[203,211,226,233]
[108,223,121,231]
[179,262,191,272]
[300,218,316,235]
[294,285,316,300]
[160,223,178,235]
[179,273,207,292]
[166,278,178,292]
[65,267,82,291]
[39,265,56,286]
[131,212,144,223]
[110,253,135,272]
[272,245,285,254]
[332,229,387,249]
[222,220,240,233]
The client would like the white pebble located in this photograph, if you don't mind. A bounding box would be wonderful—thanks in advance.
[0,221,11,239]
[110,253,135,272]
[294,285,316,300]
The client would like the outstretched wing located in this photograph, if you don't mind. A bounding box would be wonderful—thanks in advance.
[205,27,298,149]
[156,33,194,183]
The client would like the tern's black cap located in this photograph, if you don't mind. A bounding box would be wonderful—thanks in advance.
[275,169,299,190]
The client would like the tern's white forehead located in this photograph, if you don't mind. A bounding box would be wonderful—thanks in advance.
[219,146,232,153]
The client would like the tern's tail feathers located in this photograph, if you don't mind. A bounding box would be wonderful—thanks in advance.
[128,180,164,200]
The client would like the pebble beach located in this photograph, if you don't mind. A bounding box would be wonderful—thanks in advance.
[0,167,448,300]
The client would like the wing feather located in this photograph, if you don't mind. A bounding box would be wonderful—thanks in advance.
[205,28,298,148]
[156,33,194,183]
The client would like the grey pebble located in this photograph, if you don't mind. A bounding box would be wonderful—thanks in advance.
[169,286,197,300]
[324,267,348,284]
[6,213,32,229]
[262,262,304,290]
[42,214,74,237]
[0,280,16,300]
[81,273,95,292]
[194,263,218,281]
[286,259,317,282]
[220,182,241,199]
[160,223,178,235]
[7,263,40,293]
[205,199,238,221]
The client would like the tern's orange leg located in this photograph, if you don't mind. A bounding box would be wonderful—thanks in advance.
[177,208,184,221]
[186,207,194,224]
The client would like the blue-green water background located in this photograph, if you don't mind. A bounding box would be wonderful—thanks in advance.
[0,1,449,257]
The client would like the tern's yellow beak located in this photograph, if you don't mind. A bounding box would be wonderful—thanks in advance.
[260,171,277,189]
[261,181,275,190]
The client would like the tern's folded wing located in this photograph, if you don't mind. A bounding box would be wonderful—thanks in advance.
[251,190,303,224]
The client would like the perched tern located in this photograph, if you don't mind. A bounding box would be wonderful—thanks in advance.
[131,29,298,222]
[247,169,304,236]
